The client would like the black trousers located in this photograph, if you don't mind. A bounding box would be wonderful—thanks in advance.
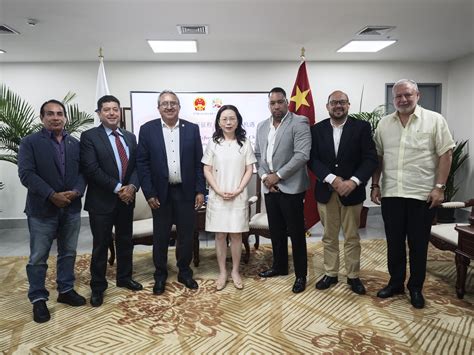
[381,197,437,292]
[264,191,307,278]
[152,185,195,282]
[89,201,134,292]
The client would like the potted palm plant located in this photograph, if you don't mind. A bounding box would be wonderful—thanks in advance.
[437,139,469,223]
[0,84,94,165]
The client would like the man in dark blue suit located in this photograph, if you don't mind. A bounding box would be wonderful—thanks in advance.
[81,95,143,307]
[137,90,206,295]
[309,90,378,295]
[18,99,87,323]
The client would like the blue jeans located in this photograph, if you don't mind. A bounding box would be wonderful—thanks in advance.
[26,211,81,303]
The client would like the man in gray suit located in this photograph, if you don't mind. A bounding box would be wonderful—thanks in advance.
[255,87,312,293]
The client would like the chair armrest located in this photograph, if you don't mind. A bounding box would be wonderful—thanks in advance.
[248,196,258,205]
[440,201,466,209]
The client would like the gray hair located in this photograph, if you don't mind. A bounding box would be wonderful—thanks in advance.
[157,90,180,106]
[392,79,419,95]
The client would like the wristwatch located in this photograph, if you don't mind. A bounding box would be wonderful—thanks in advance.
[435,183,446,191]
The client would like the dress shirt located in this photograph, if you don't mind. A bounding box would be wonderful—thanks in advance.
[46,128,67,179]
[162,120,182,184]
[374,105,455,201]
[323,118,361,186]
[104,126,130,193]
[263,111,289,181]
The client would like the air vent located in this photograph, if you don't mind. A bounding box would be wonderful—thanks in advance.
[177,25,208,35]
[357,26,395,36]
[0,24,20,35]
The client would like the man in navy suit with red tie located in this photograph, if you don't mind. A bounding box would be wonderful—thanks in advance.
[136,90,206,295]
[80,95,143,307]
[309,90,378,295]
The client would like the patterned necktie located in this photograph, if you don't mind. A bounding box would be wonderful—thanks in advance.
[112,131,128,181]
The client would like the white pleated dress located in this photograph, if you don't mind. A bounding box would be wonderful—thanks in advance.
[202,139,257,233]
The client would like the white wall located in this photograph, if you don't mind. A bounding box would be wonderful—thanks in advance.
[447,53,474,201]
[0,60,460,220]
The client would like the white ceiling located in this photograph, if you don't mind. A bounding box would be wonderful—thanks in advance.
[0,0,473,63]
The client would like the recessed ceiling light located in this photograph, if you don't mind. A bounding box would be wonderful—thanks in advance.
[0,49,6,54]
[147,40,197,53]
[337,40,397,53]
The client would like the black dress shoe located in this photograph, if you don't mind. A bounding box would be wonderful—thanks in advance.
[90,292,103,307]
[117,279,143,291]
[178,276,199,290]
[347,278,366,295]
[292,277,306,294]
[153,280,166,295]
[258,268,289,278]
[33,300,50,323]
[315,275,338,290]
[410,290,425,309]
[376,285,405,298]
[57,289,86,306]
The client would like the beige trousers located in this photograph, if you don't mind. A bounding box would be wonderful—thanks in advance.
[317,192,362,279]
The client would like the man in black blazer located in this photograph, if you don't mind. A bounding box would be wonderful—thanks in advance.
[81,95,142,307]
[136,90,206,295]
[18,99,86,323]
[309,90,378,295]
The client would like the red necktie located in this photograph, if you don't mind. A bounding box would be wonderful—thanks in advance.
[112,131,128,181]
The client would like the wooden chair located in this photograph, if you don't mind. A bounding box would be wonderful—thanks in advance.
[430,199,474,298]
[243,175,270,251]
[109,192,251,266]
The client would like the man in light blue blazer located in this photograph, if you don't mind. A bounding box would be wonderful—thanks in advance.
[254,87,312,293]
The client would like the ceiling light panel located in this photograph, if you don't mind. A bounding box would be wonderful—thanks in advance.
[147,40,197,53]
[337,40,397,53]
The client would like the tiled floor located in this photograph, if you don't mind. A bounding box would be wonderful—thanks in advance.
[1,213,386,257]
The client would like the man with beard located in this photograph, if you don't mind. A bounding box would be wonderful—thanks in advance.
[254,87,311,294]
[371,79,454,308]
[309,90,378,295]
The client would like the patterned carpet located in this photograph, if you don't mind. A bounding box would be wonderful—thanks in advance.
[0,240,473,354]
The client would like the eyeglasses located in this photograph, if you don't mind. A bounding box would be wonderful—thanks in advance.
[329,100,349,106]
[160,101,179,108]
[220,117,237,123]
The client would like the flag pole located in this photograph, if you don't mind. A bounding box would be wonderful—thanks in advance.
[300,47,305,62]
[99,47,103,59]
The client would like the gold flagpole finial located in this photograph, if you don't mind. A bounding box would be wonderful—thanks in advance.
[99,47,103,58]
[300,47,306,61]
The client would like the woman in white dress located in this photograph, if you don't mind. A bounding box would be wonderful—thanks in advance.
[202,105,256,291]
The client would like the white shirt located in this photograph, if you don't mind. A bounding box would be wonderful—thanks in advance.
[324,117,361,186]
[374,105,455,201]
[162,120,182,184]
[264,111,289,179]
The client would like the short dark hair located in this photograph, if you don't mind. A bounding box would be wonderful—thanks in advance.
[40,99,67,118]
[268,87,287,98]
[97,95,120,112]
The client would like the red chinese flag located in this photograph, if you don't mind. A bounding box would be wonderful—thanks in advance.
[288,61,320,229]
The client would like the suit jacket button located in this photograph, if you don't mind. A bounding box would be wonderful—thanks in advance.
[335,164,339,167]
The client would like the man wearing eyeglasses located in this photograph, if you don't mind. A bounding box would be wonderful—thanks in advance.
[136,90,206,295]
[255,87,312,294]
[308,90,378,295]
[371,79,454,309]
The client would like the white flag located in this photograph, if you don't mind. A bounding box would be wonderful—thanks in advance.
[95,56,110,125]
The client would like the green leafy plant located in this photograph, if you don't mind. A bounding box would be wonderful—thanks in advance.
[445,139,469,202]
[350,105,386,135]
[0,84,94,165]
